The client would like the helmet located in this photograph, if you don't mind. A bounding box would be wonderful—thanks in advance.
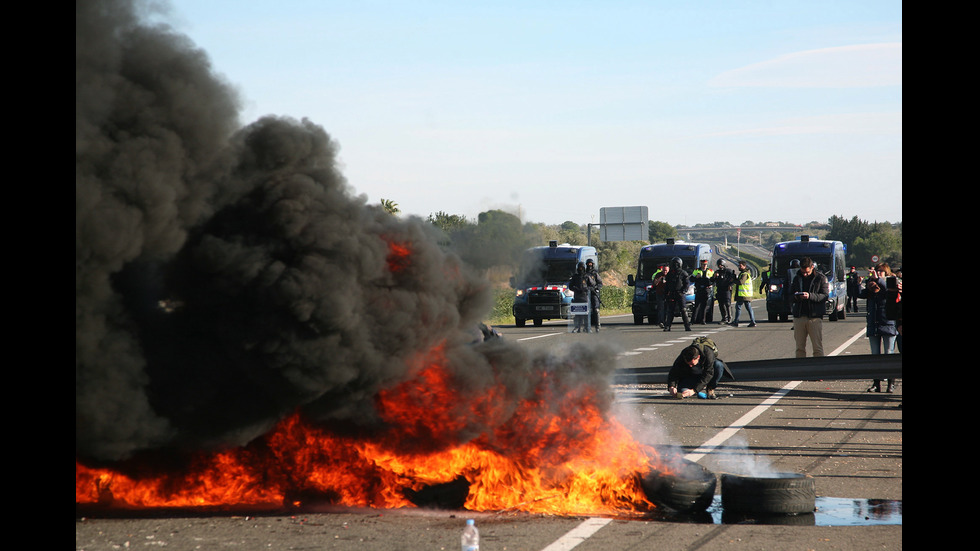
[577,262,586,273]
[716,259,725,267]
[790,259,800,268]
[670,256,683,269]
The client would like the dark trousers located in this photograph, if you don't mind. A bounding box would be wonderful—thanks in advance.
[716,291,732,322]
[665,296,690,329]
[692,292,712,323]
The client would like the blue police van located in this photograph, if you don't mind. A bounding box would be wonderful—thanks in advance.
[766,236,848,322]
[626,239,712,325]
[510,241,598,327]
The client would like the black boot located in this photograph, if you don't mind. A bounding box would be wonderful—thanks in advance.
[866,380,881,393]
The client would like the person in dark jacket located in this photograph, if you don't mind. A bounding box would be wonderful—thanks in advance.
[859,264,898,392]
[712,259,735,324]
[691,259,715,324]
[568,262,590,333]
[585,258,603,332]
[791,257,830,357]
[668,345,716,399]
[846,266,862,313]
[663,257,691,331]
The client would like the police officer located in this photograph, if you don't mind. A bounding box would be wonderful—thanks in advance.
[663,257,692,331]
[691,259,715,324]
[585,258,603,332]
[568,262,590,333]
[712,259,735,324]
[846,266,861,313]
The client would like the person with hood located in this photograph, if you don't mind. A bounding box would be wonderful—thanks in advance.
[663,256,692,331]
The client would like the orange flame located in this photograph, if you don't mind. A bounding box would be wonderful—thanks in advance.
[386,241,411,273]
[76,347,664,515]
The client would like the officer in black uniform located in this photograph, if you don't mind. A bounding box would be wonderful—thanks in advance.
[585,258,603,332]
[663,257,691,331]
[712,259,735,324]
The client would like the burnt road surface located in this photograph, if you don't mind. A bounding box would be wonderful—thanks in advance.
[76,299,902,550]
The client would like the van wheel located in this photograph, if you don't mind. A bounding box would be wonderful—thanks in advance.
[634,314,643,325]
[515,318,526,327]
[533,318,543,327]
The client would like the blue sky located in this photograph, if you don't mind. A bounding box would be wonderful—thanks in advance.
[162,0,901,227]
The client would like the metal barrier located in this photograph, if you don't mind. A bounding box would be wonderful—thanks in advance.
[614,354,901,385]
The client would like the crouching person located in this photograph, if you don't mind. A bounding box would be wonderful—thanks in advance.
[668,344,723,399]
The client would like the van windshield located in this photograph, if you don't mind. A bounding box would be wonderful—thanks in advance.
[773,254,833,280]
[517,253,579,285]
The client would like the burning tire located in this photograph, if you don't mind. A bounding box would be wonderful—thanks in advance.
[721,473,816,515]
[639,458,716,514]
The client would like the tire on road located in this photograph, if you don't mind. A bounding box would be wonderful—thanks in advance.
[639,458,717,514]
[721,472,816,514]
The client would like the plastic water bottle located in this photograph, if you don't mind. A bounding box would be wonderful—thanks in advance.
[461,518,479,551]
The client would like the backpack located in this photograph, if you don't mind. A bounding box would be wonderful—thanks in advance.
[691,336,719,357]
[691,336,736,381]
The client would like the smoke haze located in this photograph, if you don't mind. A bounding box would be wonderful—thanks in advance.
[76,0,617,466]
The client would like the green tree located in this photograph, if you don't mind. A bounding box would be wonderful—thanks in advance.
[380,198,400,215]
[648,221,677,243]
[427,211,470,233]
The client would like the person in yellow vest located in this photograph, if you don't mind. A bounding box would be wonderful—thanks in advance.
[691,259,715,324]
[730,259,757,327]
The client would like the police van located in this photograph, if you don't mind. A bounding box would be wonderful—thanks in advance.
[510,241,598,327]
[766,236,848,322]
[626,239,712,325]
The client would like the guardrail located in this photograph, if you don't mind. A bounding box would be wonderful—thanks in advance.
[613,354,901,384]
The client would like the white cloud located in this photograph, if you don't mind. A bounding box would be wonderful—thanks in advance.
[710,43,902,88]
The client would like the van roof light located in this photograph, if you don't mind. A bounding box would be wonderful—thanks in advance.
[666,238,675,245]
[549,240,558,247]
[800,235,810,242]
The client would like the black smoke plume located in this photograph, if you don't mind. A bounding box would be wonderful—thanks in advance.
[76,0,616,468]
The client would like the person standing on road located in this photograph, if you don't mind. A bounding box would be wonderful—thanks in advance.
[712,259,735,324]
[585,258,603,332]
[791,257,829,357]
[846,266,862,313]
[730,260,757,327]
[653,263,669,328]
[568,262,590,333]
[663,257,692,332]
[691,259,715,324]
[860,264,898,392]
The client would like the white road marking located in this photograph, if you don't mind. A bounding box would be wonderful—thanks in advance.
[539,517,613,551]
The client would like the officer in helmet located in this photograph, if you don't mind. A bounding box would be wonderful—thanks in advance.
[712,259,735,324]
[663,256,691,331]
